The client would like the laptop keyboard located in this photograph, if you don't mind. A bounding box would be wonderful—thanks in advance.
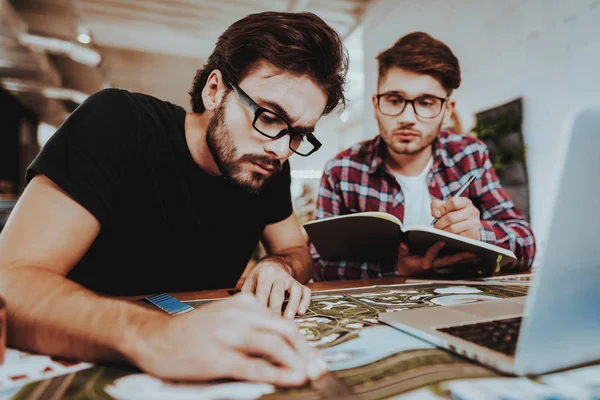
[437,316,522,356]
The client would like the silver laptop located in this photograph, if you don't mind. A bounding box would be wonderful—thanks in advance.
[378,107,600,376]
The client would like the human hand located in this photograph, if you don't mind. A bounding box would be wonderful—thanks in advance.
[241,259,311,319]
[431,197,481,240]
[134,293,327,386]
[396,241,479,276]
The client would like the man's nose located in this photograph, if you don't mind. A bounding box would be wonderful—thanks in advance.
[264,133,292,159]
[397,102,418,123]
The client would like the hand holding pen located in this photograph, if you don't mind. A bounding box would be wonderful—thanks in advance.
[430,173,481,240]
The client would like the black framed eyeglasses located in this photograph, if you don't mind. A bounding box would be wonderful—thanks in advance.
[229,82,322,157]
[376,93,447,119]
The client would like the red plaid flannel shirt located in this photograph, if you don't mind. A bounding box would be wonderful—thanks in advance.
[311,131,536,280]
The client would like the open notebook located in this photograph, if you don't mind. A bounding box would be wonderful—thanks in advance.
[304,211,517,274]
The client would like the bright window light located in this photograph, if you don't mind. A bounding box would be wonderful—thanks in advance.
[340,110,350,123]
[37,122,57,147]
[291,169,323,179]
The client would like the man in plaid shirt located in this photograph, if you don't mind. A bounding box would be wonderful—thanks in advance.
[312,32,536,281]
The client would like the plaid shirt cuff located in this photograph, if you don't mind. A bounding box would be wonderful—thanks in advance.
[479,221,497,243]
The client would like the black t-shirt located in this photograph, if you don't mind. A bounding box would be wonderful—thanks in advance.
[26,88,293,296]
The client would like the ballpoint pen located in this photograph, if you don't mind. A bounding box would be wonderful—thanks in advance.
[430,172,478,226]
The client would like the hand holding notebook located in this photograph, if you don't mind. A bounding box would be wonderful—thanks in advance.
[304,211,516,277]
[396,240,481,277]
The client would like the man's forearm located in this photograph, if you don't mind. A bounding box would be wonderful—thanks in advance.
[264,245,312,284]
[0,266,167,364]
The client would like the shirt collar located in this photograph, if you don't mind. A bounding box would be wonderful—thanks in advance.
[432,131,455,169]
[366,135,387,174]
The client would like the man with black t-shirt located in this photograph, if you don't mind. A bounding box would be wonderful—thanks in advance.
[0,11,347,386]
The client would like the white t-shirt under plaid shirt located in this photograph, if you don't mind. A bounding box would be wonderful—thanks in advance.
[392,157,434,227]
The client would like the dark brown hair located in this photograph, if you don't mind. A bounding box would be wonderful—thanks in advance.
[376,32,461,94]
[189,11,348,115]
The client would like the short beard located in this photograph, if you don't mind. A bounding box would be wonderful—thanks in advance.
[205,98,282,194]
[381,118,443,156]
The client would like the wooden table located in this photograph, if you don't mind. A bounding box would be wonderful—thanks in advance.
[11,274,539,400]
[165,274,529,301]
[168,277,411,301]
[151,275,537,399]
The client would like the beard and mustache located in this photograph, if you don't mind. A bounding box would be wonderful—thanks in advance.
[205,97,282,194]
[378,117,444,156]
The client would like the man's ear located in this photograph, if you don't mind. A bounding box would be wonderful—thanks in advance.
[202,70,227,112]
[442,98,456,126]
[371,93,379,118]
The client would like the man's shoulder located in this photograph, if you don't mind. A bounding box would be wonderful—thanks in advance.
[438,130,489,158]
[78,88,130,109]
[85,88,180,113]
[89,87,130,98]
[64,88,181,146]
[77,88,142,119]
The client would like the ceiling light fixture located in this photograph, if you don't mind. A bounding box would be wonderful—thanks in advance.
[0,78,89,104]
[77,26,92,44]
[18,33,101,67]
[77,32,91,44]
[42,87,89,104]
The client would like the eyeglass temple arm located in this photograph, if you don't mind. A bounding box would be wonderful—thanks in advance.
[229,82,254,108]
